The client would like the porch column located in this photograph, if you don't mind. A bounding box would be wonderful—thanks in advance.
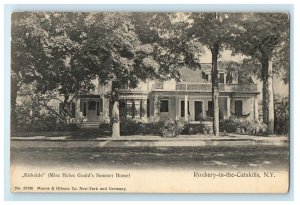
[76,97,81,122]
[184,94,188,122]
[153,93,159,121]
[227,96,231,118]
[103,97,110,122]
[141,99,147,120]
[208,74,211,83]
[175,96,178,120]
[254,96,259,121]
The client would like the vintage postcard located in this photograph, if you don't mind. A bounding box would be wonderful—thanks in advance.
[10,11,290,193]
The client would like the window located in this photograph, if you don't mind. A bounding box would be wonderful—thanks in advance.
[147,99,150,117]
[155,81,164,89]
[202,71,209,81]
[126,100,133,118]
[120,82,128,89]
[83,102,87,117]
[219,73,225,83]
[207,101,213,117]
[235,100,243,116]
[119,100,127,118]
[134,100,140,118]
[160,100,169,113]
[125,100,141,118]
[180,101,190,117]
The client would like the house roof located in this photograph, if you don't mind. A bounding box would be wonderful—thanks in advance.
[178,67,209,83]
[178,61,254,84]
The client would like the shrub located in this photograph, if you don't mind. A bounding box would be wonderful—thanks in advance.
[159,119,184,138]
[120,119,141,132]
[120,119,162,135]
[274,96,289,134]
[182,123,204,135]
[247,121,267,135]
[222,116,268,135]
[16,110,78,132]
[14,87,79,132]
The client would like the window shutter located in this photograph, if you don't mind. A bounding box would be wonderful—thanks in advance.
[71,102,76,118]
[140,99,143,118]
[147,99,150,117]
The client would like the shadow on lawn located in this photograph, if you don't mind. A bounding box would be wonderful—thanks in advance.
[11,128,112,139]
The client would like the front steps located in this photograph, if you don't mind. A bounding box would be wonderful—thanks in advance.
[80,121,101,129]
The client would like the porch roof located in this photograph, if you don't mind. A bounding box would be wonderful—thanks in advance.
[78,95,101,98]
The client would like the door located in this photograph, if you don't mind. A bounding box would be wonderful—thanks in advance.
[194,101,203,121]
[87,101,97,121]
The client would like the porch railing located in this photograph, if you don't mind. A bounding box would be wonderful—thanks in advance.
[175,83,258,92]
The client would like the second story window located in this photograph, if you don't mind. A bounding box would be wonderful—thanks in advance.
[120,82,128,89]
[155,81,164,89]
[219,72,225,83]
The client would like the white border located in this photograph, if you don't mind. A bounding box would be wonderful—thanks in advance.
[1,0,299,204]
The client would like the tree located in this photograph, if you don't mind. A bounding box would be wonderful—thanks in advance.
[11,12,47,130]
[187,13,240,136]
[232,13,289,134]
[77,13,168,137]
[77,12,203,138]
[11,12,96,128]
[132,12,203,77]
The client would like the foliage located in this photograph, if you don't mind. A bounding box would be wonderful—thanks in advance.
[186,13,244,136]
[181,124,203,135]
[14,83,78,132]
[229,13,289,134]
[222,116,267,135]
[159,119,184,138]
[274,96,289,134]
[11,12,96,129]
[120,119,141,133]
[15,110,77,132]
[229,13,289,85]
[188,13,240,51]
[11,12,96,96]
[15,101,78,132]
[11,12,289,136]
[120,119,161,135]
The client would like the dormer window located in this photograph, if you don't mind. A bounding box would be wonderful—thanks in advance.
[155,81,164,89]
[120,82,128,89]
[219,72,225,83]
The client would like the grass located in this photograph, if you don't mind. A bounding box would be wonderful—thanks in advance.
[11,128,111,139]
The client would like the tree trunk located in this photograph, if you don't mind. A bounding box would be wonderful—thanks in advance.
[11,77,20,132]
[261,55,275,134]
[267,61,275,134]
[211,43,220,136]
[111,81,121,138]
[261,57,268,124]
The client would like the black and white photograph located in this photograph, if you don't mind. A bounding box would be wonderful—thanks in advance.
[10,11,290,193]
